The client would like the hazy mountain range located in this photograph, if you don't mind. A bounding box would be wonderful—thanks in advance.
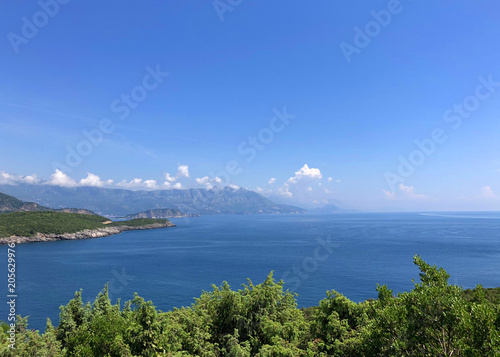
[0,192,96,215]
[266,194,348,212]
[307,204,354,214]
[0,184,306,216]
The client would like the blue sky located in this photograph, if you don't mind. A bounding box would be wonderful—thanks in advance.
[1,0,500,211]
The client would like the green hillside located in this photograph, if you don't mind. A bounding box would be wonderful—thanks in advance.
[0,191,99,216]
[0,192,51,213]
[0,211,169,238]
[0,192,23,211]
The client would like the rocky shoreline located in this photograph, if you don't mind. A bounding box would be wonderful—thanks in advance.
[0,222,175,245]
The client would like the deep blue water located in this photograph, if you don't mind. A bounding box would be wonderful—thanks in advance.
[1,212,499,331]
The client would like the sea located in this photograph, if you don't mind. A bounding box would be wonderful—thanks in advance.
[1,212,499,331]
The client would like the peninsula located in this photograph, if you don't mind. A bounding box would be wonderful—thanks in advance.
[0,211,175,245]
[125,208,198,219]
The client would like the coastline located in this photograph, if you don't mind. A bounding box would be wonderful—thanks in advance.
[0,221,175,245]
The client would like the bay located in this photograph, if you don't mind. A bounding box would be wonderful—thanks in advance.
[1,212,499,331]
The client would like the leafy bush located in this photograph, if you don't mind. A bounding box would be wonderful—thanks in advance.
[1,256,499,356]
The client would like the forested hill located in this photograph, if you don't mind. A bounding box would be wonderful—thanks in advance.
[0,191,98,216]
[0,211,173,243]
[125,208,197,219]
[0,184,305,216]
[0,192,51,213]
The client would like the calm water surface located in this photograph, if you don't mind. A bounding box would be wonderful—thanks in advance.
[1,212,499,330]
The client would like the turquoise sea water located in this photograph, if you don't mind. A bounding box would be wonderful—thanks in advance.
[1,212,499,331]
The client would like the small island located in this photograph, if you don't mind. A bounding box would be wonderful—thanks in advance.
[0,211,175,245]
[125,208,199,219]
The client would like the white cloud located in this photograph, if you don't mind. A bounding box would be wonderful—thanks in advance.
[164,172,176,182]
[117,178,158,190]
[288,164,322,183]
[172,182,183,189]
[324,188,331,194]
[279,183,293,197]
[336,179,341,183]
[117,178,144,189]
[383,184,428,201]
[0,172,17,185]
[328,177,333,182]
[9,170,113,189]
[228,184,240,190]
[162,165,189,186]
[268,178,276,184]
[46,170,79,188]
[23,175,40,184]
[163,170,183,187]
[144,180,158,189]
[276,164,323,199]
[195,176,222,189]
[0,172,40,185]
[79,173,113,187]
[256,187,263,192]
[482,186,496,198]
[177,164,190,178]
[196,176,211,185]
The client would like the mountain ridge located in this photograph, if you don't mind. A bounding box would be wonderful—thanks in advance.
[0,184,306,216]
[0,192,51,213]
[0,191,98,215]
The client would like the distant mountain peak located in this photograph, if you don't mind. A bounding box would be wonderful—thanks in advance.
[0,184,306,216]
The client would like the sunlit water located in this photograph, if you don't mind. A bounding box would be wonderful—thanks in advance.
[1,212,499,331]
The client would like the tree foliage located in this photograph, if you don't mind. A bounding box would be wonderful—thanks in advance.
[0,211,169,238]
[1,256,499,356]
